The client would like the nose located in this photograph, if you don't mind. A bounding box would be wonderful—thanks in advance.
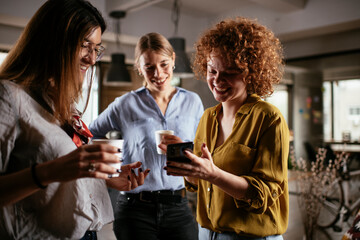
[154,66,162,78]
[88,50,97,65]
[213,72,222,84]
[82,49,97,65]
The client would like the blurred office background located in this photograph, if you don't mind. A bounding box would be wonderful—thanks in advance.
[1,0,360,239]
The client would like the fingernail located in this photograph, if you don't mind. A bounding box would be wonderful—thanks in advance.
[166,161,171,165]
[146,169,151,173]
[108,174,113,178]
[127,175,130,180]
[163,166,167,170]
[131,169,135,174]
[119,158,124,163]
[139,168,143,172]
[118,148,122,152]
[202,143,206,148]
[116,169,121,173]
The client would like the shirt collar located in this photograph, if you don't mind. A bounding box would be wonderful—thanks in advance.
[135,86,186,95]
[238,94,261,115]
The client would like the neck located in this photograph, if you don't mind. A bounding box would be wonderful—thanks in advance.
[221,94,248,119]
[148,86,176,103]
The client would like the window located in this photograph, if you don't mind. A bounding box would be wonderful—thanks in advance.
[323,79,360,142]
[76,67,100,126]
[265,84,290,124]
[0,52,7,63]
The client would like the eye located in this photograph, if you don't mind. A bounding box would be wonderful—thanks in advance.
[81,42,89,48]
[145,66,154,71]
[208,69,217,74]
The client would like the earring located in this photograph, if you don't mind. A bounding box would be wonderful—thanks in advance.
[173,65,176,70]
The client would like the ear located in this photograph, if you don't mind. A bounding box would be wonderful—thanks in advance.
[172,52,176,65]
[136,64,142,75]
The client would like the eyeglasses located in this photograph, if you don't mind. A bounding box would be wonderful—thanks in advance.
[81,41,105,61]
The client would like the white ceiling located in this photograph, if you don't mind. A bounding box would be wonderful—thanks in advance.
[107,0,307,16]
[154,0,305,16]
[105,0,360,43]
[155,0,255,17]
[0,0,359,60]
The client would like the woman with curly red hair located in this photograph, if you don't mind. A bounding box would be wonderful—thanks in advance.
[164,17,289,240]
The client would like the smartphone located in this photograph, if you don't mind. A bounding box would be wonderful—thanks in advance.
[166,142,194,163]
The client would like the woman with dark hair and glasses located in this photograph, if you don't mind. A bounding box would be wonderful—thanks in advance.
[0,0,148,239]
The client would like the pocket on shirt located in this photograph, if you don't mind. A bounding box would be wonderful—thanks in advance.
[214,142,256,175]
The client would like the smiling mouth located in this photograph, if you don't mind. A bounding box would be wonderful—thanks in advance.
[152,78,166,84]
[80,65,88,71]
[215,86,228,92]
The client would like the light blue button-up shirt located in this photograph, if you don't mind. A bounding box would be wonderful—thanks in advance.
[89,87,204,193]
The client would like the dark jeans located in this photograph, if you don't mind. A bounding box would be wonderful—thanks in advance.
[198,225,283,240]
[113,192,198,240]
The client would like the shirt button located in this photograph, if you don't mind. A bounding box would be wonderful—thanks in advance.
[207,187,211,192]
[89,194,92,198]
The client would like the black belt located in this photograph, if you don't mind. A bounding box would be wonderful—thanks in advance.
[80,231,97,240]
[123,188,186,203]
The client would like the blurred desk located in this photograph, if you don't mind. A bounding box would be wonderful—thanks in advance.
[325,141,360,170]
[325,141,360,153]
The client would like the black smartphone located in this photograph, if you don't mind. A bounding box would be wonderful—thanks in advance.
[166,142,194,163]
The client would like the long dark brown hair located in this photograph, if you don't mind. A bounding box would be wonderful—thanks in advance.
[0,0,106,123]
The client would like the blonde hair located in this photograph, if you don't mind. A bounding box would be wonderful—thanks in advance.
[134,32,174,73]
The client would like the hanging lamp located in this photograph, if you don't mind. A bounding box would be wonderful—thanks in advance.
[106,10,131,85]
[168,0,194,79]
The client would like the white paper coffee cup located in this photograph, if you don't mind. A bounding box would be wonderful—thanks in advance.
[154,130,174,155]
[90,139,123,177]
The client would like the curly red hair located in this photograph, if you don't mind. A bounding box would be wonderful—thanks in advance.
[193,17,284,98]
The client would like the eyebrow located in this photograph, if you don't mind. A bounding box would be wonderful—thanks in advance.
[144,59,170,66]
[84,38,102,46]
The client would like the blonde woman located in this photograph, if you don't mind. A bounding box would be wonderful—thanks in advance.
[90,32,204,240]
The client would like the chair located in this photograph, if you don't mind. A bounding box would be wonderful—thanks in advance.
[304,141,317,162]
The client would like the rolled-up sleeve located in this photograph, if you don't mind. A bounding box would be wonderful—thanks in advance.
[235,116,289,213]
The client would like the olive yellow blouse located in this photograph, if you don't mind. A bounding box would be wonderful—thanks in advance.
[186,94,289,237]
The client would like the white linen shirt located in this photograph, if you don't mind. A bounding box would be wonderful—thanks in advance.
[0,80,113,239]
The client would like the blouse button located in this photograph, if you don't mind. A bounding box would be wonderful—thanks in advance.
[89,194,93,199]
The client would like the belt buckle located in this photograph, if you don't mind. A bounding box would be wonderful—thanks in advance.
[139,192,153,203]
